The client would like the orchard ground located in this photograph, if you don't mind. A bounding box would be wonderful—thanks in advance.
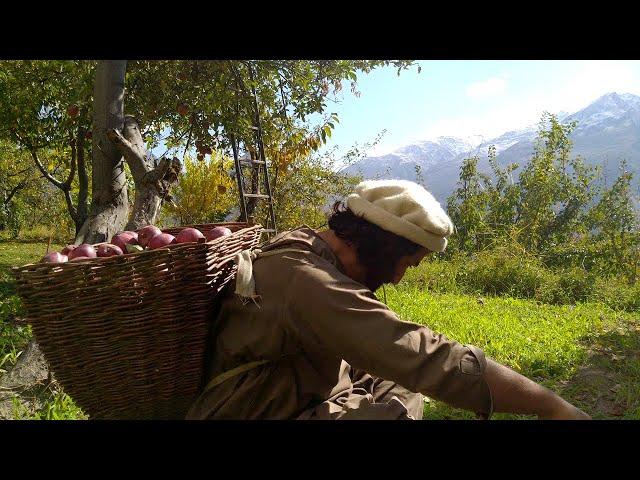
[0,236,638,420]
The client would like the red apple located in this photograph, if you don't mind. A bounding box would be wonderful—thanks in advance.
[206,226,232,241]
[177,103,189,117]
[61,244,77,256]
[111,232,138,253]
[41,252,68,263]
[148,233,177,250]
[67,104,79,118]
[137,225,162,248]
[122,231,139,242]
[68,244,96,260]
[96,243,123,257]
[176,227,205,244]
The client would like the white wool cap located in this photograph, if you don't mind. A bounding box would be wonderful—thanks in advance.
[346,180,454,252]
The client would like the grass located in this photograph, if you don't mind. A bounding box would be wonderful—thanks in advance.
[385,284,640,419]
[11,389,87,420]
[0,236,86,420]
[0,239,62,373]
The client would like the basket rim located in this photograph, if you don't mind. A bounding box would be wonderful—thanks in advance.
[11,223,262,273]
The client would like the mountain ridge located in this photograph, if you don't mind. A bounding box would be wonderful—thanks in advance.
[343,92,640,202]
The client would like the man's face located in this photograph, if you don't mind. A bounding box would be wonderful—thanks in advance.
[390,247,431,285]
[363,247,431,292]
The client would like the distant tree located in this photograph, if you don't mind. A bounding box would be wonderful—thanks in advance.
[447,112,639,280]
[0,61,93,236]
[160,152,237,226]
[483,145,520,238]
[446,155,490,251]
[516,114,574,250]
[586,161,639,277]
[268,148,361,231]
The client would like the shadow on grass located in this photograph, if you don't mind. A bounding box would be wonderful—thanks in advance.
[0,278,17,297]
[558,323,640,420]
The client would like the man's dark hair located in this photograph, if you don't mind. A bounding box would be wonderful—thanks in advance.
[327,201,423,291]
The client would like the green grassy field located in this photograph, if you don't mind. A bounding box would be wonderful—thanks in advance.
[0,238,87,419]
[1,238,638,419]
[0,239,63,375]
[385,285,639,419]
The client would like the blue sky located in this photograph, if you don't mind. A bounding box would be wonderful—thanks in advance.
[318,60,640,158]
[151,61,640,162]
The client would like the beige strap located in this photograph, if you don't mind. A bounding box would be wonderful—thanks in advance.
[256,247,313,259]
[204,359,270,392]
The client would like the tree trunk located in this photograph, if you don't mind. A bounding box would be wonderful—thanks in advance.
[74,127,90,236]
[75,61,129,244]
[108,116,181,231]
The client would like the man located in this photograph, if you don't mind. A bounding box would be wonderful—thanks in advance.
[186,180,590,420]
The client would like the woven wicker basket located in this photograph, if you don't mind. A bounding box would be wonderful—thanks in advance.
[11,222,262,420]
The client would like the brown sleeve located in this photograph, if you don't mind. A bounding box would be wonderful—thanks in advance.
[285,257,494,417]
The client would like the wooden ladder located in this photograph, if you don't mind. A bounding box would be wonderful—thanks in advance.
[230,66,277,240]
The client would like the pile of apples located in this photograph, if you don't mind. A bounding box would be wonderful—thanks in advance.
[40,225,232,263]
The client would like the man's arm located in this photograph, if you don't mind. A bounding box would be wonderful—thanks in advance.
[286,259,589,420]
[484,358,591,419]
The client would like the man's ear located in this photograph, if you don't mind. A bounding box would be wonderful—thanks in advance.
[343,239,357,249]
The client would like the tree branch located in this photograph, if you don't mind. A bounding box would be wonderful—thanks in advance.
[76,128,89,223]
[146,157,173,184]
[65,137,77,188]
[107,125,148,181]
[64,188,78,222]
[4,181,28,206]
[29,148,66,191]
[6,166,33,179]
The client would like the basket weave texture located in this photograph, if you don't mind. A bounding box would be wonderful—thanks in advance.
[11,222,262,419]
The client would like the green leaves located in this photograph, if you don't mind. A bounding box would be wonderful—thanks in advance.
[0,59,415,237]
[447,111,639,282]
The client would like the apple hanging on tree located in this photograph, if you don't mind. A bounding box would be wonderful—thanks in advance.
[177,103,189,117]
[67,104,79,118]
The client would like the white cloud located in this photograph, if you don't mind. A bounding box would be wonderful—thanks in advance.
[420,61,640,143]
[550,60,640,112]
[466,75,508,99]
[366,141,402,157]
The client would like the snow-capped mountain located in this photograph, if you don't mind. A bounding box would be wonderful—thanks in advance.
[347,136,480,181]
[343,92,640,202]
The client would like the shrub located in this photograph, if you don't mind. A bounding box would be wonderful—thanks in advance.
[456,247,550,299]
[590,276,640,312]
[402,255,462,294]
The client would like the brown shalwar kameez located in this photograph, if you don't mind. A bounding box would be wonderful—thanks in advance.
[186,227,493,420]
